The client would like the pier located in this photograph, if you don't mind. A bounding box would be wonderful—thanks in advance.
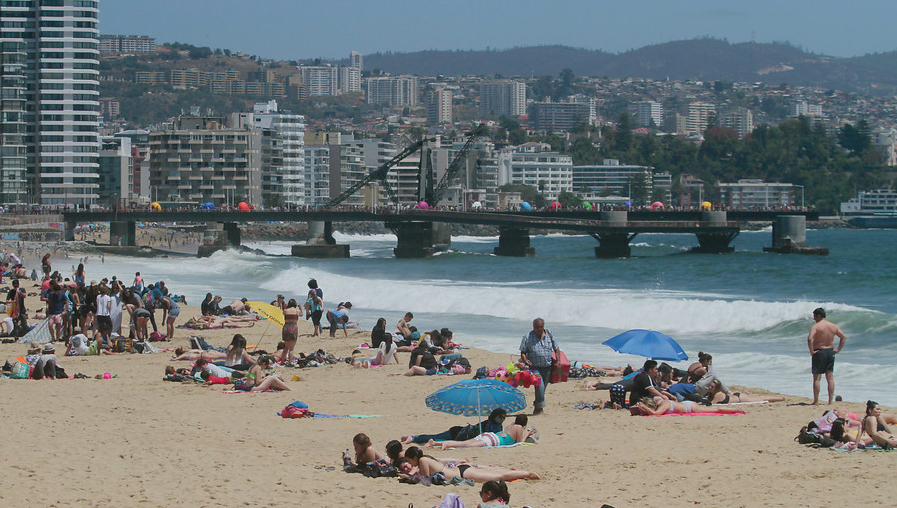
[59,209,823,258]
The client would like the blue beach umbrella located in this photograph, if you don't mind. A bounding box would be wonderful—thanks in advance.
[603,329,688,361]
[426,379,526,419]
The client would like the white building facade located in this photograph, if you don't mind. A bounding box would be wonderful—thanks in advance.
[1,0,101,207]
[497,143,573,201]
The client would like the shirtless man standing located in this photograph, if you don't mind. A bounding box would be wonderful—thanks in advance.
[807,308,846,405]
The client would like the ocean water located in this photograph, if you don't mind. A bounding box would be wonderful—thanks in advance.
[85,227,897,405]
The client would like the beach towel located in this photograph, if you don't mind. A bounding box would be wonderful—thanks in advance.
[440,441,534,450]
[644,412,743,417]
[220,389,278,393]
[829,443,896,453]
[18,319,50,343]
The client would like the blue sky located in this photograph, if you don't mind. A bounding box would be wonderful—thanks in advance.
[101,0,897,60]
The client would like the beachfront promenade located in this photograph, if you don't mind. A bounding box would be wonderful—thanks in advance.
[60,209,821,258]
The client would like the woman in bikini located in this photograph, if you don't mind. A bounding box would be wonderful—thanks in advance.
[282,299,301,365]
[170,348,227,361]
[426,415,536,450]
[233,355,289,392]
[351,433,387,465]
[856,400,897,449]
[636,396,746,415]
[706,379,785,404]
[403,446,539,483]
[225,334,256,371]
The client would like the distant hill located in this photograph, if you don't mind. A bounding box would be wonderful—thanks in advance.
[361,39,897,96]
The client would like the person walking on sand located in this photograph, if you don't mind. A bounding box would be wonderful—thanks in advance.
[808,307,846,405]
[520,318,559,415]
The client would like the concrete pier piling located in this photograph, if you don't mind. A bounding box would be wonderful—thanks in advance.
[763,215,828,255]
[291,221,350,258]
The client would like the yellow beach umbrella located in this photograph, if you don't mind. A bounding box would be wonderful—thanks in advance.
[245,301,284,329]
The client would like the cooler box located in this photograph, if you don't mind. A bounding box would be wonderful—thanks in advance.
[549,350,570,383]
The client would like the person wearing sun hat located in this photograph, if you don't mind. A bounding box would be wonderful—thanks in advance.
[30,343,59,380]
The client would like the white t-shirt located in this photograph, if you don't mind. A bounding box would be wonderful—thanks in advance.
[68,333,89,355]
[205,364,230,378]
[96,294,112,317]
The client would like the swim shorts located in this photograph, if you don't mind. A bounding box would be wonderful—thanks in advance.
[811,348,835,374]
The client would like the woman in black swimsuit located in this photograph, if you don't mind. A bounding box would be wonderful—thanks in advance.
[403,446,539,483]
[857,400,897,448]
[707,379,785,404]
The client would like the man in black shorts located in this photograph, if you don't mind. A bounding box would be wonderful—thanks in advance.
[807,308,847,405]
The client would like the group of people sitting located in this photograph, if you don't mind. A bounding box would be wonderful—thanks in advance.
[586,353,784,411]
[798,400,897,450]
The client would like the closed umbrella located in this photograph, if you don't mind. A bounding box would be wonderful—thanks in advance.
[602,329,688,361]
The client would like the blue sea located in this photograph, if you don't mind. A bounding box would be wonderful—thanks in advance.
[89,227,896,405]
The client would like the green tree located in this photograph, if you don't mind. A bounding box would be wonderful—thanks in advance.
[558,191,581,207]
[613,113,633,152]
[628,172,650,204]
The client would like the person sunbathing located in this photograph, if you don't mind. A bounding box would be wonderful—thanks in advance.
[351,433,386,465]
[232,355,289,392]
[171,348,227,361]
[185,315,258,329]
[352,340,397,368]
[706,380,784,404]
[401,408,507,445]
[403,446,539,483]
[856,400,897,449]
[636,397,745,415]
[426,415,536,450]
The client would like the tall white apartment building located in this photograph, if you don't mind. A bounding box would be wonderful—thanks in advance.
[496,142,572,201]
[364,76,419,107]
[303,145,331,205]
[298,65,339,96]
[99,34,155,54]
[479,81,526,118]
[789,101,823,118]
[685,102,716,136]
[339,66,361,94]
[720,108,754,138]
[231,100,306,206]
[349,51,363,70]
[0,0,100,207]
[426,87,453,125]
[629,100,663,128]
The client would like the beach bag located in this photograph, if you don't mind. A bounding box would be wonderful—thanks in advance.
[10,361,30,379]
[149,331,166,342]
[359,460,397,478]
[609,384,627,407]
[549,350,570,383]
[473,366,489,379]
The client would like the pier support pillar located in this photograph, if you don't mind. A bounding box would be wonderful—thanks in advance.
[109,221,136,247]
[592,211,633,257]
[388,221,437,258]
[291,220,350,258]
[64,222,76,241]
[693,211,736,253]
[493,227,535,257]
[198,222,226,258]
[763,215,828,255]
[694,232,737,253]
[592,232,636,258]
[600,210,628,225]
[223,222,241,247]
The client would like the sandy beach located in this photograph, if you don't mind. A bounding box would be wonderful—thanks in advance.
[0,277,894,508]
